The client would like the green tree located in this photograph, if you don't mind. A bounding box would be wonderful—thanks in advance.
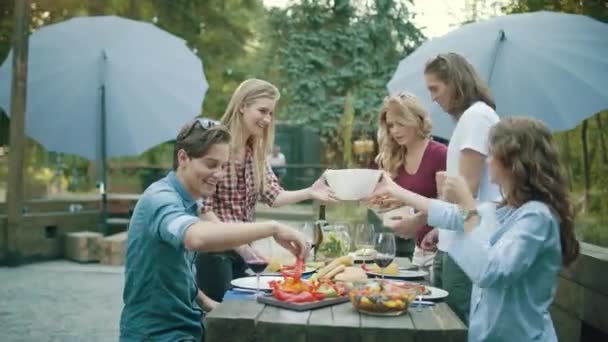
[503,0,608,246]
[257,0,424,166]
[503,0,607,21]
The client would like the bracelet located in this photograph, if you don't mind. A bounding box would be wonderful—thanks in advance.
[459,207,479,221]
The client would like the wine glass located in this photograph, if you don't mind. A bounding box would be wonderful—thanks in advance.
[353,223,375,256]
[298,222,318,262]
[245,238,273,298]
[332,221,352,252]
[373,232,396,279]
[299,222,316,248]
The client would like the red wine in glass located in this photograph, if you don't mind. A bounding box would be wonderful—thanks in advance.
[247,261,269,274]
[374,255,394,268]
[373,233,396,279]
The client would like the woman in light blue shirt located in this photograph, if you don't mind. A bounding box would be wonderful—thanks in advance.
[369,117,579,342]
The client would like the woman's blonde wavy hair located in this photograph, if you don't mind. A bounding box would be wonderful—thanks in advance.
[489,117,579,266]
[377,92,433,177]
[220,79,280,193]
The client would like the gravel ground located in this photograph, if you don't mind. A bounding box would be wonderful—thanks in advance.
[0,261,125,342]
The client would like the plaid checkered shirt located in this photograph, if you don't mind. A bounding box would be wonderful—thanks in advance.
[201,148,283,222]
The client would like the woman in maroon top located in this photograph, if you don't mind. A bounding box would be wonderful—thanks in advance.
[376,92,447,264]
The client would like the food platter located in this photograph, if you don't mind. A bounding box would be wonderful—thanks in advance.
[257,293,349,311]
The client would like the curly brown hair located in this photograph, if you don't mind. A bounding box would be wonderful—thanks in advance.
[424,53,496,116]
[489,117,579,266]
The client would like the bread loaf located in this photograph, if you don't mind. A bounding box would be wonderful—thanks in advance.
[366,262,399,275]
[334,267,368,282]
[316,255,353,278]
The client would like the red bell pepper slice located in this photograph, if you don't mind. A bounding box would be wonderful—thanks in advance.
[280,258,305,281]
[284,291,321,303]
[271,287,326,303]
[333,282,347,296]
[269,279,326,303]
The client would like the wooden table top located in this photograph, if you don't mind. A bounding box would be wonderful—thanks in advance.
[206,257,466,342]
[205,298,467,342]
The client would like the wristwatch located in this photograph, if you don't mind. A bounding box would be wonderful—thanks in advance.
[459,207,479,221]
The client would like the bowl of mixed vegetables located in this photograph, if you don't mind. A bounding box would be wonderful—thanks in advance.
[348,280,417,316]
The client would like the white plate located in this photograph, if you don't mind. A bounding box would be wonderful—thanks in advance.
[420,285,449,300]
[231,276,284,292]
[365,269,428,280]
[389,282,449,300]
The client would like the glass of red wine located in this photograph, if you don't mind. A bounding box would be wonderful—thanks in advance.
[373,232,396,279]
[245,238,273,298]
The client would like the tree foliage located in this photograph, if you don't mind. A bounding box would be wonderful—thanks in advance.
[503,0,607,21]
[502,0,608,246]
[0,0,266,192]
[0,0,265,118]
[257,0,424,163]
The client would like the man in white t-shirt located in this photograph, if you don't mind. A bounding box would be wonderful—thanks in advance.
[421,53,501,325]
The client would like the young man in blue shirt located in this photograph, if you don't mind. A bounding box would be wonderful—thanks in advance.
[119,119,310,341]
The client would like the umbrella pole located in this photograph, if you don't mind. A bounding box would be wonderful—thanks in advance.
[487,29,506,84]
[100,84,108,236]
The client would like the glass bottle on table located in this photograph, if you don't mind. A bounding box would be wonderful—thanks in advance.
[313,204,327,261]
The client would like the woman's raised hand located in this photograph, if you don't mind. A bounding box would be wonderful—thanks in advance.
[442,175,476,207]
[308,171,339,203]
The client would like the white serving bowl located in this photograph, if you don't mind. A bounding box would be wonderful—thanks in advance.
[324,169,382,200]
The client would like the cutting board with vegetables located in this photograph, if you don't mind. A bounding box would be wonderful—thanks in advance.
[257,294,349,311]
[260,257,352,311]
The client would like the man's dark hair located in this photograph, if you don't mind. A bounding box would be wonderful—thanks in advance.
[172,119,231,170]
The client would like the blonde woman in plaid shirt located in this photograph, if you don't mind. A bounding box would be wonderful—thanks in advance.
[196,79,337,301]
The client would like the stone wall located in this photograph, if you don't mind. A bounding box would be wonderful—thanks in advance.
[0,211,101,264]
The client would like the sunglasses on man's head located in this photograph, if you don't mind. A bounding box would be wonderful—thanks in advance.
[398,91,417,100]
[181,118,218,139]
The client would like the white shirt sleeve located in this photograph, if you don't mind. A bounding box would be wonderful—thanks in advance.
[458,105,497,156]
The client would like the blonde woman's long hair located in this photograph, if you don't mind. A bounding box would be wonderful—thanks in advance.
[220,79,280,193]
[377,93,432,177]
